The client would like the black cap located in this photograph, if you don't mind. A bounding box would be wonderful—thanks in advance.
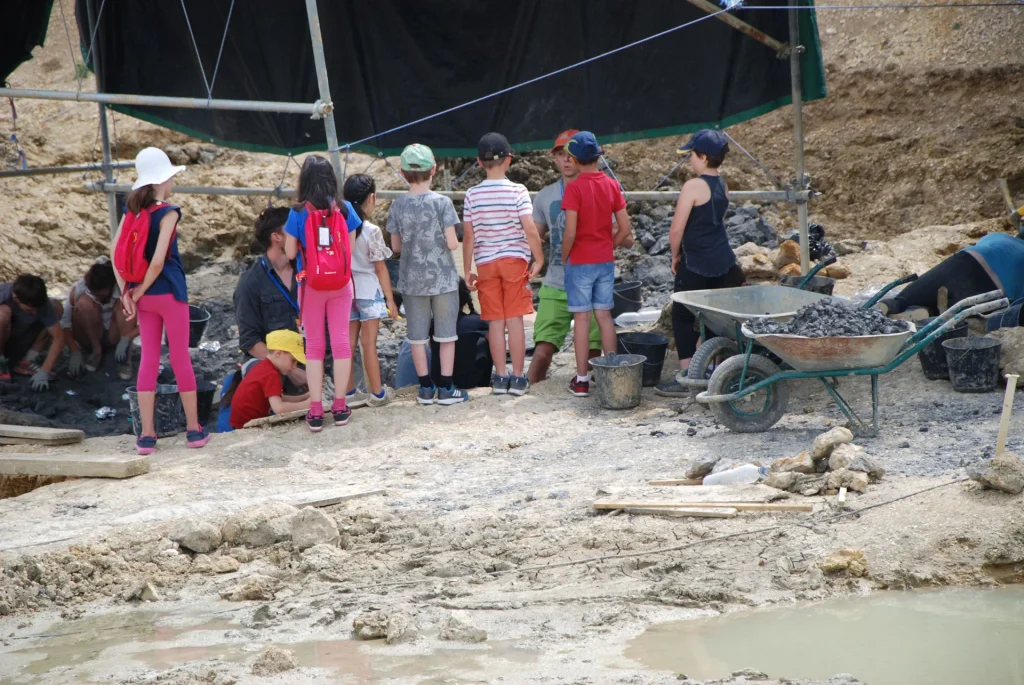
[478,132,512,162]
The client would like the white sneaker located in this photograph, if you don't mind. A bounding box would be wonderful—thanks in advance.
[366,386,395,407]
[346,390,370,409]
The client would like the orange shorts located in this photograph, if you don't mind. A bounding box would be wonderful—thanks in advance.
[477,257,535,321]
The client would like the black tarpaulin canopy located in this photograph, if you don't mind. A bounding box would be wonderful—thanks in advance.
[5,0,826,157]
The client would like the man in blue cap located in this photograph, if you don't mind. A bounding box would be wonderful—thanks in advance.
[657,129,746,397]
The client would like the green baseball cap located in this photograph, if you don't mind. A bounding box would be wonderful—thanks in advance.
[400,143,435,171]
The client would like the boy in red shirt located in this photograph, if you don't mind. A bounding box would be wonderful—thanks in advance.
[229,330,310,429]
[561,131,633,397]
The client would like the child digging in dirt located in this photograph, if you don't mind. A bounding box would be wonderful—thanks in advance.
[112,147,209,454]
[0,274,63,391]
[561,131,633,397]
[342,173,397,409]
[228,330,310,429]
[387,143,469,406]
[462,132,544,396]
[62,260,138,381]
[284,155,362,432]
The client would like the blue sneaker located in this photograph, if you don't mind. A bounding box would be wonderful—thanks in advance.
[417,385,436,405]
[437,385,469,405]
[136,435,157,455]
[186,426,210,449]
[491,374,511,395]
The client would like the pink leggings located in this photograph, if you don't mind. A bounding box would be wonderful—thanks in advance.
[136,294,197,393]
[302,281,353,361]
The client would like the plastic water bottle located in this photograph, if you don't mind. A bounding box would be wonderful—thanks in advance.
[614,309,663,327]
[702,464,768,486]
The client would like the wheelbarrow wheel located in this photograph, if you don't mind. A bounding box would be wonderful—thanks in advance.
[706,353,789,433]
[687,336,739,384]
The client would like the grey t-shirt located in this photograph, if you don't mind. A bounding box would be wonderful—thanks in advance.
[387,192,460,297]
[0,282,57,337]
[533,179,568,290]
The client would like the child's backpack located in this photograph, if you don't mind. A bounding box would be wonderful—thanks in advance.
[299,202,352,291]
[113,206,175,283]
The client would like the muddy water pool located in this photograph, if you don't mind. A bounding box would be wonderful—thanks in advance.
[627,587,1024,684]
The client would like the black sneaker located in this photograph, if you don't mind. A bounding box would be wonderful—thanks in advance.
[437,385,469,405]
[332,403,351,426]
[508,375,530,396]
[417,386,436,405]
[306,410,325,433]
[491,374,511,395]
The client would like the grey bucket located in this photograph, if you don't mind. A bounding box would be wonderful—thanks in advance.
[942,336,1001,393]
[127,384,184,438]
[590,353,646,410]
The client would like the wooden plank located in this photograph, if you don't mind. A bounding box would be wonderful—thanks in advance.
[0,436,83,446]
[0,425,84,444]
[648,479,704,486]
[243,409,307,429]
[625,507,738,519]
[290,489,386,508]
[837,487,847,504]
[0,453,149,479]
[593,500,813,513]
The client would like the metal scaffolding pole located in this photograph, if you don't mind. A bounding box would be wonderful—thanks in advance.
[789,0,810,274]
[0,88,328,116]
[84,181,810,205]
[98,105,119,238]
[304,0,344,182]
[0,161,133,179]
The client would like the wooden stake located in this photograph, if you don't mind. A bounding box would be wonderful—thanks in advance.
[625,507,737,519]
[594,500,813,512]
[648,479,704,486]
[996,374,1019,458]
[837,486,847,505]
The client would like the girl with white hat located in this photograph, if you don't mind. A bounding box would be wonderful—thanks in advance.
[110,147,210,454]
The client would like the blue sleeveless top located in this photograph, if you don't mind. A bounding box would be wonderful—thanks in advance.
[682,175,736,278]
[135,202,187,303]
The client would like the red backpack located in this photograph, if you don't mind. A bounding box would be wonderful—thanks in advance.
[299,202,352,291]
[113,205,175,284]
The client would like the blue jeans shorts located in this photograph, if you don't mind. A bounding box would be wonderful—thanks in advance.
[564,261,615,313]
[350,289,389,322]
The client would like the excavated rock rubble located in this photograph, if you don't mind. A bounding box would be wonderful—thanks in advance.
[747,299,909,337]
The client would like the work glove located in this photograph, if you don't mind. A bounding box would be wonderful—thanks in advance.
[115,337,131,363]
[68,350,84,376]
[31,369,53,392]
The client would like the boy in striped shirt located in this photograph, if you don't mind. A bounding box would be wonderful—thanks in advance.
[463,132,544,396]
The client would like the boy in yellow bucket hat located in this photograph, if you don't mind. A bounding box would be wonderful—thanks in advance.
[228,329,310,429]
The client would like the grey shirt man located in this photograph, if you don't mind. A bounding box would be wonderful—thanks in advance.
[387,192,461,296]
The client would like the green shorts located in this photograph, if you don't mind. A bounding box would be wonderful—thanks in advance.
[533,285,601,350]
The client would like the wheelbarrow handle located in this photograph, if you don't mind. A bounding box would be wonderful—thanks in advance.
[862,273,919,310]
[797,255,838,289]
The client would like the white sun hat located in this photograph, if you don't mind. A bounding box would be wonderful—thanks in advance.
[132,147,186,190]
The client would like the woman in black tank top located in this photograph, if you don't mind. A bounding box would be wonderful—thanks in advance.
[657,130,746,398]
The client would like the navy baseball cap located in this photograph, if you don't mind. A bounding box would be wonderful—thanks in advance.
[566,131,602,163]
[478,132,512,162]
[677,129,729,156]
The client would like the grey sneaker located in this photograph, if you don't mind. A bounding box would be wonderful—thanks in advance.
[417,386,436,405]
[346,389,370,409]
[655,379,689,397]
[508,375,530,396]
[491,374,511,394]
[117,359,133,381]
[366,386,395,407]
[437,385,469,405]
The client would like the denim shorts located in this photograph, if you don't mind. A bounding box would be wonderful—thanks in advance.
[564,261,615,313]
[350,290,389,321]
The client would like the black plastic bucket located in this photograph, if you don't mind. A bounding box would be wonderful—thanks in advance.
[780,275,836,296]
[617,332,669,387]
[985,298,1024,332]
[163,305,211,348]
[196,380,218,427]
[918,316,969,380]
[611,281,643,319]
[942,336,1001,393]
[127,384,184,438]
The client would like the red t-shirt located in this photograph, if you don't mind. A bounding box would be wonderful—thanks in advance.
[561,172,626,265]
[229,358,284,429]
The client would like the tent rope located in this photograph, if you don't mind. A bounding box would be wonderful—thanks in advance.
[651,157,689,191]
[342,144,350,184]
[720,130,785,189]
[179,0,213,100]
[330,7,729,151]
[208,0,237,99]
[381,156,410,187]
[269,153,295,206]
[449,160,479,190]
[56,0,83,91]
[599,155,624,191]
[80,0,109,96]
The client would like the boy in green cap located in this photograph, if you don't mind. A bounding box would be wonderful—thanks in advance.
[387,144,469,406]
